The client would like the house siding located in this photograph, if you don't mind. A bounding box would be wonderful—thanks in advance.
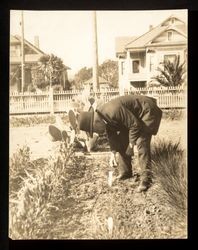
[10,36,45,92]
[153,30,186,43]
[116,15,187,90]
[10,35,70,92]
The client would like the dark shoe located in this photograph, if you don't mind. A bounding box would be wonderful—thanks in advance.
[137,179,152,193]
[116,173,133,181]
[133,172,140,182]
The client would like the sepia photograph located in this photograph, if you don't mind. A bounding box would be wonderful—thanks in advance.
[9,9,187,239]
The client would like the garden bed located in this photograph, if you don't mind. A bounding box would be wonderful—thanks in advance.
[9,114,187,239]
[9,141,187,239]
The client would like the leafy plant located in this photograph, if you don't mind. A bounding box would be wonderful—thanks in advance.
[9,141,88,239]
[9,145,31,193]
[154,56,186,87]
[151,140,187,216]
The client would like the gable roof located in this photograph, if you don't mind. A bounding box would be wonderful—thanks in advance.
[126,18,187,49]
[125,25,167,49]
[116,15,187,53]
[10,35,71,70]
[115,36,137,54]
[10,35,20,43]
[10,35,45,55]
[160,14,186,26]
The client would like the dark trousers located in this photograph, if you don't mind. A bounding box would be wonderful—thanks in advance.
[115,129,152,179]
[136,133,152,180]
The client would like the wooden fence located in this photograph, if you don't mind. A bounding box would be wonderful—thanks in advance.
[10,86,187,115]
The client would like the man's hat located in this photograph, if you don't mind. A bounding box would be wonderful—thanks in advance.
[78,111,94,138]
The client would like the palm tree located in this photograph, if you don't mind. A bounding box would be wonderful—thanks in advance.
[154,56,186,87]
[37,54,65,87]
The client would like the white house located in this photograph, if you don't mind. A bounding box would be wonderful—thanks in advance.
[115,15,187,92]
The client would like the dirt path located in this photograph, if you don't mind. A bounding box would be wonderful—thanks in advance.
[47,154,186,239]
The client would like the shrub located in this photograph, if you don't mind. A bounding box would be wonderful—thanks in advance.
[9,142,87,239]
[151,140,187,218]
[162,109,185,120]
[153,56,186,87]
[9,145,31,193]
[10,114,69,127]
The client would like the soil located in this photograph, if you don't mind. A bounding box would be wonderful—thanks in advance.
[9,117,187,239]
[9,118,186,159]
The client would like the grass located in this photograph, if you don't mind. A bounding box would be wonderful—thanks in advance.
[151,140,187,218]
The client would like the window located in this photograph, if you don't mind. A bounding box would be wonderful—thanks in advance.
[10,45,19,57]
[167,31,173,41]
[121,61,125,75]
[132,60,140,73]
[164,54,177,63]
[150,55,154,72]
[171,18,175,24]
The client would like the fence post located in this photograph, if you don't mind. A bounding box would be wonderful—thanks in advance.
[49,87,54,115]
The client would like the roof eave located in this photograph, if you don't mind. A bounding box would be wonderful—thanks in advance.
[127,47,146,52]
[146,41,187,48]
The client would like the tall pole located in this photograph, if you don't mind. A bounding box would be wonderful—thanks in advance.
[21,10,25,93]
[92,11,99,92]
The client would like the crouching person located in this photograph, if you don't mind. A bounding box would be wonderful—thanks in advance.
[78,95,162,192]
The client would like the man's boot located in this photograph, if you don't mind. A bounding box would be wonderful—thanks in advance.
[116,170,133,181]
[137,175,152,192]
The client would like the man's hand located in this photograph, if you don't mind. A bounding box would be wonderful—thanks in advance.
[109,151,117,168]
[85,133,99,152]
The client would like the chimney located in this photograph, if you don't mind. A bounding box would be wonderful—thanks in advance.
[34,36,39,48]
[149,25,153,31]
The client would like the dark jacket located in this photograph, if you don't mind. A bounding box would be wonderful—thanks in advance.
[96,95,162,151]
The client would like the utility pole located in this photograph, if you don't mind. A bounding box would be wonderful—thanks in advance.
[92,11,99,92]
[21,10,25,93]
[49,54,54,114]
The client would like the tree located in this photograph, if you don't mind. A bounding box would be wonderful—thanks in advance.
[73,60,119,89]
[99,60,118,88]
[33,54,65,90]
[73,67,92,89]
[154,56,186,87]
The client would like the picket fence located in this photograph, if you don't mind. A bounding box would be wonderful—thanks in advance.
[9,86,187,115]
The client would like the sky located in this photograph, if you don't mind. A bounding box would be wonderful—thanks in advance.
[10,9,187,79]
